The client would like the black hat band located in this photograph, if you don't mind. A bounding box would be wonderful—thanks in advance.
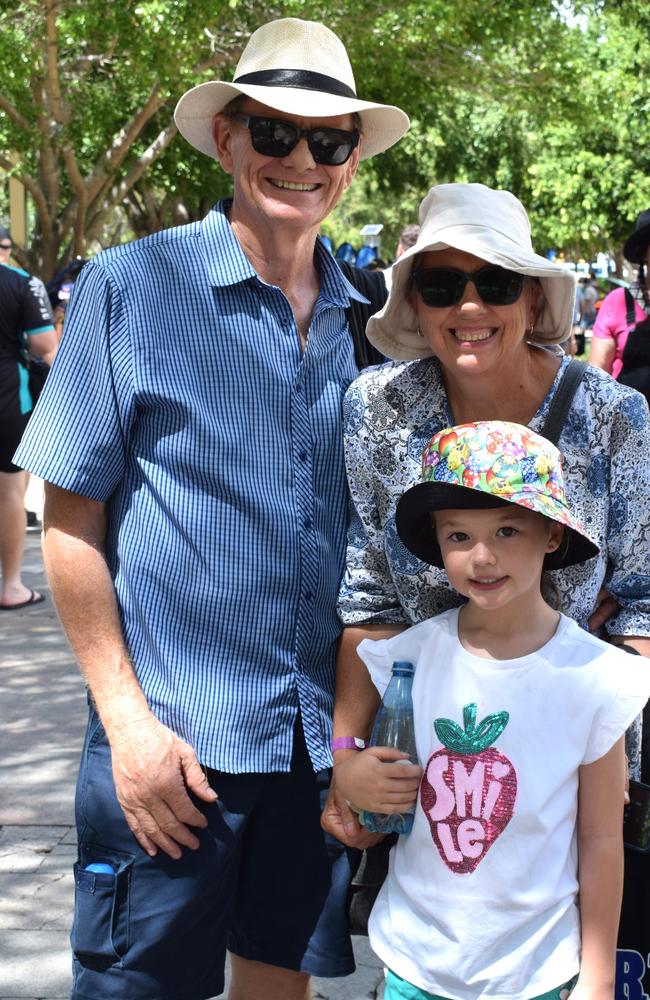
[234,68,357,100]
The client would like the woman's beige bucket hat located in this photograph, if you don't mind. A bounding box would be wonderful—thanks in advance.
[175,18,409,162]
[367,183,577,360]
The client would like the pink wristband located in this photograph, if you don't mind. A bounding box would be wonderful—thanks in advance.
[331,737,367,751]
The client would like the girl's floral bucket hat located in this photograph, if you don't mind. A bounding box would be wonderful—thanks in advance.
[396,420,599,570]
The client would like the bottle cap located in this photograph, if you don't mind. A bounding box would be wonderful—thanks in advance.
[84,862,115,875]
[392,660,414,676]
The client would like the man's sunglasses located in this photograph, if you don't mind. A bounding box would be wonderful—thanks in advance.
[232,114,360,166]
[411,266,525,308]
[0,243,11,250]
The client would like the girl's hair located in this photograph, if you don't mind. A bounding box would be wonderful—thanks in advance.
[541,572,562,611]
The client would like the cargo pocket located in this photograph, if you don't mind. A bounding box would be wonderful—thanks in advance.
[71,847,135,966]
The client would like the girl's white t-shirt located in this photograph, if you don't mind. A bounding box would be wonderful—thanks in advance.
[358,610,650,1000]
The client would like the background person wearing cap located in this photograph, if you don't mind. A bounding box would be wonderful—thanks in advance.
[590,208,650,402]
[340,421,648,1000]
[13,17,408,1000]
[324,182,650,849]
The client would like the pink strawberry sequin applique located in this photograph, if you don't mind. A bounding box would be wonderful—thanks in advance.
[420,703,517,874]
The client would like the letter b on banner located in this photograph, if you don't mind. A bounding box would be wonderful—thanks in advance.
[616,950,649,1000]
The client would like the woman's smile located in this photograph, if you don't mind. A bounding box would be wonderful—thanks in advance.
[450,326,497,344]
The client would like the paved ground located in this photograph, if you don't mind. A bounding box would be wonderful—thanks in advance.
[0,522,385,1000]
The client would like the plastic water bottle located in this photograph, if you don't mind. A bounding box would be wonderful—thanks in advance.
[361,660,419,835]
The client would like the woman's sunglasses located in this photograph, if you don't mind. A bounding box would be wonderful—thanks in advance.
[232,114,360,166]
[411,266,526,308]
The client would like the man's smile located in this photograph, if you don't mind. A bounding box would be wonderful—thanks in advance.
[268,178,320,191]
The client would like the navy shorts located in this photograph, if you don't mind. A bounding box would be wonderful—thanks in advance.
[71,708,357,1000]
[0,359,31,472]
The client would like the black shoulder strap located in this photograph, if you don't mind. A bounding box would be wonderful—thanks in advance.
[624,287,636,327]
[339,261,388,369]
[541,359,587,445]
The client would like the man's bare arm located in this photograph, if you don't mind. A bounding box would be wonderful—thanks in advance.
[43,484,216,859]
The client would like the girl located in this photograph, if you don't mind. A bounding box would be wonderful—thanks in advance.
[337,420,650,1000]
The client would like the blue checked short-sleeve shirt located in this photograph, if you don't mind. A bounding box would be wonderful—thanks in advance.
[15,201,367,773]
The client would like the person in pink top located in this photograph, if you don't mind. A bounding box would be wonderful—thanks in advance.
[590,209,650,397]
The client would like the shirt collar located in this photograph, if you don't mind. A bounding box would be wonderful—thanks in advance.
[315,240,369,307]
[199,199,369,307]
[199,200,257,287]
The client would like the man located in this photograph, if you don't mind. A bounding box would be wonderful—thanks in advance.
[580,271,599,330]
[395,222,419,259]
[0,258,56,609]
[15,17,408,1000]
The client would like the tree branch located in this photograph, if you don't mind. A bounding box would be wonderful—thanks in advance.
[59,82,166,238]
[0,93,31,132]
[44,0,88,256]
[32,59,60,235]
[0,155,51,233]
[44,0,66,124]
[63,147,88,258]
[85,119,178,243]
[85,83,165,201]
[58,27,241,243]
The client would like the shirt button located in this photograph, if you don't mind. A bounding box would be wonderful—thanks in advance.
[305,591,313,600]
[299,451,308,462]
[304,517,313,529]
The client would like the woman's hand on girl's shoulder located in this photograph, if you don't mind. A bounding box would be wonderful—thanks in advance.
[587,587,619,635]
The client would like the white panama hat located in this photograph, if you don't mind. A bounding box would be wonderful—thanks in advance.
[367,183,577,360]
[174,18,410,162]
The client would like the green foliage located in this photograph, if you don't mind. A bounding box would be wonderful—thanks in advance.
[0,0,275,273]
[528,2,650,258]
[1,0,649,276]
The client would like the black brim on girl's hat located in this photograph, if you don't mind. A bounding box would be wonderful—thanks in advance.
[395,481,600,571]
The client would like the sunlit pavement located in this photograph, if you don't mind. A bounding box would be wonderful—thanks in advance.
[0,531,384,1000]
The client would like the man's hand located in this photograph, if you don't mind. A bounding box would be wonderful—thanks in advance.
[109,715,218,859]
[321,773,384,849]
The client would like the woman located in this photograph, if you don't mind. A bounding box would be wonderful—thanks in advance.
[590,208,650,403]
[324,183,650,846]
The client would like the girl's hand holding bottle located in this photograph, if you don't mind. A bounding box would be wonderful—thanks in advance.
[336,745,423,816]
